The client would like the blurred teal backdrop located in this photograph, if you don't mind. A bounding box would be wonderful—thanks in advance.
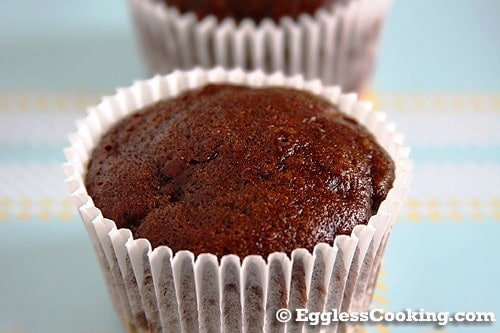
[0,2,499,333]
[0,0,499,92]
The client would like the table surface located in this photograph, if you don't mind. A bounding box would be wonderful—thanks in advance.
[0,1,499,333]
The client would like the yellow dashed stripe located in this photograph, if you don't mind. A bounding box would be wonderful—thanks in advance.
[17,211,30,222]
[373,294,389,306]
[373,267,389,304]
[398,212,497,222]
[375,281,388,292]
[2,92,500,113]
[492,94,500,110]
[0,92,101,113]
[399,198,500,222]
[1,198,499,222]
[374,324,391,333]
[0,198,11,207]
[0,198,76,222]
[361,89,381,109]
[0,210,7,221]
[377,92,500,113]
[372,267,390,332]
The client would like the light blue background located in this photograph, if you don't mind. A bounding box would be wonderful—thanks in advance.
[0,0,499,92]
[0,1,499,333]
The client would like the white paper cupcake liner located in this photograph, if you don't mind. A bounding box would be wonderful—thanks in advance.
[128,0,392,92]
[64,67,411,333]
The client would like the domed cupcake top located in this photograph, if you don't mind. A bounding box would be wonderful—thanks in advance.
[85,84,394,257]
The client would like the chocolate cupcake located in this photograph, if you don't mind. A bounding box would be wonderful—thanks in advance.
[85,84,394,258]
[128,0,392,92]
[163,0,336,22]
[65,68,411,332]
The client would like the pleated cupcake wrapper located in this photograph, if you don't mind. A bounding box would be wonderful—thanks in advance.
[64,67,411,333]
[128,0,391,92]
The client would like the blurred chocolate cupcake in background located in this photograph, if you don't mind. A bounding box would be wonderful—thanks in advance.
[128,0,391,92]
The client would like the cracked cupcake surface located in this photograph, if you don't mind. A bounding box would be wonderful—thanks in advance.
[85,84,394,257]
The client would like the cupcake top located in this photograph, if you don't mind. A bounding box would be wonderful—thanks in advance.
[162,0,336,22]
[85,84,394,257]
